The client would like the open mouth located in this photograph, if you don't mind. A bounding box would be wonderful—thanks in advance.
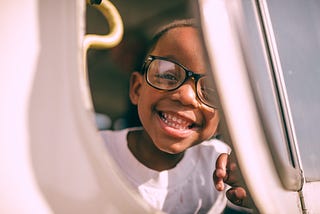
[159,112,197,130]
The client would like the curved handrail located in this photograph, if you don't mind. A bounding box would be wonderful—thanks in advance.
[84,0,124,50]
[82,0,124,109]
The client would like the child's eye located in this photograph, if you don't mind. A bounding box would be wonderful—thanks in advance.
[153,71,180,87]
[201,85,216,95]
[155,72,178,81]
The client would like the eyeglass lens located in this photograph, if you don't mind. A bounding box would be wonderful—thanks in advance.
[146,58,218,108]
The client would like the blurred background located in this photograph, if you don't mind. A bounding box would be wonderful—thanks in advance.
[86,0,195,130]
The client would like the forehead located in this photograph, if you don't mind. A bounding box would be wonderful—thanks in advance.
[150,27,207,74]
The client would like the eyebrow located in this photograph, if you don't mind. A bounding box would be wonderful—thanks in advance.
[156,54,183,66]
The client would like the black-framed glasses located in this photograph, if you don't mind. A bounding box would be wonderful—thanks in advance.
[141,55,219,109]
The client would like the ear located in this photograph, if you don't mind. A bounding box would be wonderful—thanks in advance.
[129,71,143,105]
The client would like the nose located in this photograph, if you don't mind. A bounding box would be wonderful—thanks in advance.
[172,80,200,107]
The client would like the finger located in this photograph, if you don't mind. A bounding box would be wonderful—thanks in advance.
[226,187,252,208]
[223,162,239,186]
[215,153,228,178]
[213,171,225,191]
[213,153,229,191]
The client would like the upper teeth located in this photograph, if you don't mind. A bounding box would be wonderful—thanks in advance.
[161,112,191,130]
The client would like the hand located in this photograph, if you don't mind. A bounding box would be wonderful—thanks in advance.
[213,153,253,208]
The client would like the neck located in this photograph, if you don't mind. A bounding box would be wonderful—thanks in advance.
[127,129,184,171]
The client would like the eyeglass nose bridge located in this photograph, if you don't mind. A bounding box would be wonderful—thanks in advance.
[186,69,202,79]
[181,70,203,99]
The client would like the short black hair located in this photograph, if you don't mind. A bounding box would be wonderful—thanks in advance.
[139,19,199,73]
[149,19,198,52]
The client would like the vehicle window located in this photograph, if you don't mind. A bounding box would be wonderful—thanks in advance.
[237,0,302,190]
[267,0,320,181]
[240,1,292,164]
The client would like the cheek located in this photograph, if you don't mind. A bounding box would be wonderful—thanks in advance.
[204,110,220,137]
[138,89,155,108]
[136,87,161,118]
[138,85,164,106]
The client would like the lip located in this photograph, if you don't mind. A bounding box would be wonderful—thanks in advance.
[157,111,199,138]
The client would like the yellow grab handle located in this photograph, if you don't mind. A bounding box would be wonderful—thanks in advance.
[84,0,124,50]
[82,0,124,110]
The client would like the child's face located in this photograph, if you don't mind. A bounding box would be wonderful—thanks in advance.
[130,26,219,154]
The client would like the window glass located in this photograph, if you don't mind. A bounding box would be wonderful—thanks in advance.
[240,1,292,164]
[268,0,320,180]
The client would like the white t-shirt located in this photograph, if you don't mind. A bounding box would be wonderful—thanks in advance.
[100,128,231,214]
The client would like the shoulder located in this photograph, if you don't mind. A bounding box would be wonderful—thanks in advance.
[100,127,143,142]
[198,138,231,155]
[100,128,125,139]
[182,138,231,173]
[191,138,231,170]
